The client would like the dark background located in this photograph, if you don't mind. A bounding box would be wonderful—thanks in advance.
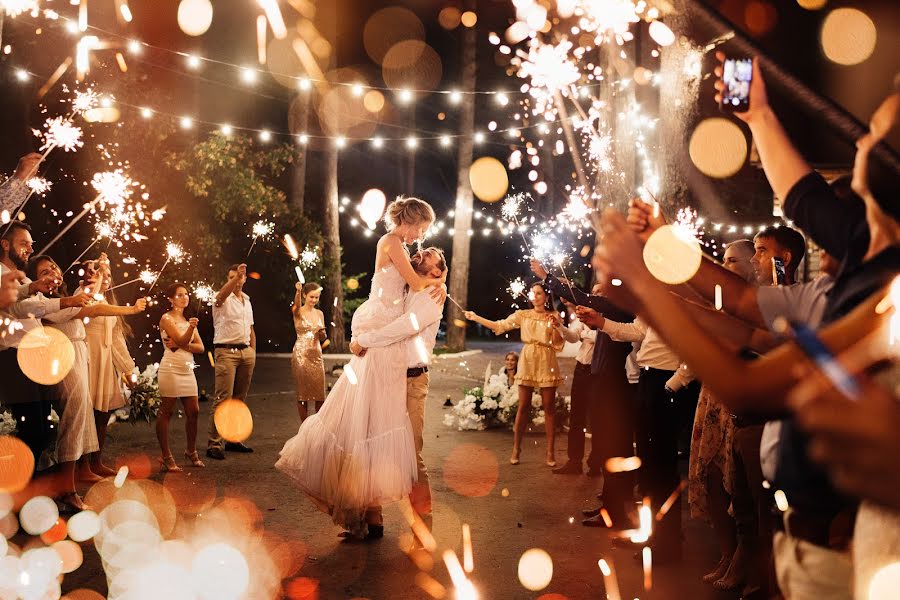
[1,0,898,353]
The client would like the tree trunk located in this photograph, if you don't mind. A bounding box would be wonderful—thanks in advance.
[446,0,477,352]
[289,94,310,213]
[322,143,346,352]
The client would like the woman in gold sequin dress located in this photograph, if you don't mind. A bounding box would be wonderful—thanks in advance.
[466,283,565,466]
[292,282,327,420]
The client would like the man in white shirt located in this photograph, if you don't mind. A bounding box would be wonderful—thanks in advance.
[350,248,447,537]
[207,263,257,460]
[552,297,601,476]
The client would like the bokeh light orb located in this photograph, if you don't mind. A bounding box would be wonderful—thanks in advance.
[821,8,876,66]
[797,0,827,9]
[438,7,462,30]
[744,1,778,36]
[363,90,385,113]
[648,21,675,46]
[213,399,253,443]
[643,225,703,285]
[192,543,250,600]
[177,0,213,37]
[40,516,67,544]
[0,436,34,492]
[359,189,387,230]
[633,67,653,85]
[67,509,101,542]
[518,548,553,591]
[19,496,59,535]
[363,7,424,65]
[20,546,63,595]
[469,157,509,203]
[869,562,900,600]
[62,590,105,600]
[382,41,443,91]
[17,327,75,385]
[0,512,19,539]
[53,540,84,573]
[442,444,499,497]
[689,117,748,178]
[461,11,478,28]
[163,470,217,514]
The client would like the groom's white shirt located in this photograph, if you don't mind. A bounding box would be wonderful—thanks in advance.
[356,286,444,368]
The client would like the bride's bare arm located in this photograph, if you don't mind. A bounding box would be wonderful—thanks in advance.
[379,235,441,292]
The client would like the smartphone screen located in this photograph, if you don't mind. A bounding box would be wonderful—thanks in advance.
[772,257,786,285]
[791,322,861,401]
[721,58,752,112]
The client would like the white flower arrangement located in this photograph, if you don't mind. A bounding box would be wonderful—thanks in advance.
[445,366,571,431]
[0,410,17,436]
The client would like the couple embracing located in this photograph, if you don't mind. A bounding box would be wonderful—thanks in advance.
[276,197,447,540]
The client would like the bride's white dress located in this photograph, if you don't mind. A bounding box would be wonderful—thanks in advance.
[275,263,418,534]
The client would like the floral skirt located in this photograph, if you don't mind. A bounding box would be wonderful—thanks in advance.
[688,385,735,522]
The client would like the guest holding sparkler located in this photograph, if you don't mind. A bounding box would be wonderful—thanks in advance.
[157,283,205,471]
[28,255,146,510]
[465,282,565,466]
[207,263,256,460]
[82,255,137,478]
[291,282,327,421]
[0,152,42,215]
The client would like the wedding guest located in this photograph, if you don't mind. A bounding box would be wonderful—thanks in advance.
[82,256,137,477]
[466,282,565,466]
[0,269,20,309]
[29,255,146,510]
[157,283,205,471]
[291,282,327,421]
[0,152,42,216]
[1,224,88,467]
[552,297,601,476]
[207,263,256,460]
[504,351,519,387]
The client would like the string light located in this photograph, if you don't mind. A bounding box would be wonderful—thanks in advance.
[127,39,142,54]
[185,54,201,69]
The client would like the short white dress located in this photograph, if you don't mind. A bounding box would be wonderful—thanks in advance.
[157,320,199,398]
[276,263,418,536]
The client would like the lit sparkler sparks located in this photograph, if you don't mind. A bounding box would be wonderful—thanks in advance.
[166,242,185,264]
[26,177,52,196]
[35,116,84,154]
[561,187,594,224]
[673,207,703,240]
[247,219,275,257]
[140,270,157,285]
[500,193,528,222]
[300,245,319,269]
[2,0,39,17]
[194,284,216,312]
[507,277,527,301]
[91,170,135,208]
[71,88,101,115]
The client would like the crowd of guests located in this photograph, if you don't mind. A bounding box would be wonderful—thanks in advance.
[0,164,308,506]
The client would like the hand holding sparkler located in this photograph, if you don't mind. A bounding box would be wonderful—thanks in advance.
[529,258,549,280]
[247,220,275,257]
[12,153,42,182]
[626,197,667,241]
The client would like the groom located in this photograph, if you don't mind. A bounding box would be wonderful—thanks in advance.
[350,247,447,537]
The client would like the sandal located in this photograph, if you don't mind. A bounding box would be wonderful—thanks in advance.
[185,450,206,468]
[159,455,183,473]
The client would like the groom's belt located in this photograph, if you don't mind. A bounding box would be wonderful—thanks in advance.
[406,366,428,378]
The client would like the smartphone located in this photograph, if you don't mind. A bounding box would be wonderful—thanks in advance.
[790,322,861,401]
[772,257,786,285]
[720,57,753,112]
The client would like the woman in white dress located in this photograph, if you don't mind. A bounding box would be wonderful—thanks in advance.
[156,283,206,472]
[277,197,444,539]
[29,255,146,510]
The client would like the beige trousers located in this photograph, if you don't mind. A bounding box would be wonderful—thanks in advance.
[774,519,853,600]
[207,346,256,450]
[367,372,432,528]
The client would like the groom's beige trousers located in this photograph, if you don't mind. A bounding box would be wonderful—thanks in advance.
[367,371,432,528]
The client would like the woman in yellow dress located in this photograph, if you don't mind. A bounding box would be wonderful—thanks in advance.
[466,283,564,466]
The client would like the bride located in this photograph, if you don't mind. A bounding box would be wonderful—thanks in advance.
[276,196,444,538]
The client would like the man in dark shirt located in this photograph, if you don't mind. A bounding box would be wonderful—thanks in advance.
[530,259,637,526]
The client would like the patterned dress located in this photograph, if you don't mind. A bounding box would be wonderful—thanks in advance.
[493,309,565,388]
[688,384,735,521]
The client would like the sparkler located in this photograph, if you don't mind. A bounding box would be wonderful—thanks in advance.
[106,269,157,291]
[194,284,216,313]
[507,277,530,303]
[500,193,535,255]
[147,242,185,292]
[300,245,319,269]
[247,219,275,257]
[597,558,622,600]
[1,0,39,17]
[283,234,299,260]
[26,177,52,196]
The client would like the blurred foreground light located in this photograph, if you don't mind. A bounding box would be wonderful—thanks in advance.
[648,21,675,46]
[14,69,29,82]
[821,8,876,65]
[177,0,213,37]
[17,327,74,385]
[689,117,748,178]
[518,548,553,591]
[0,436,34,492]
[359,189,387,229]
[469,157,508,203]
[192,543,249,600]
[643,225,702,285]
[67,509,101,542]
[213,399,253,443]
[869,562,900,600]
[19,497,59,535]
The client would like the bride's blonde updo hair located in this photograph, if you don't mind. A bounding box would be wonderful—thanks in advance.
[384,196,435,231]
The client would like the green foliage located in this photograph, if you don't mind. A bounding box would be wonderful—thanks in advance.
[342,271,368,321]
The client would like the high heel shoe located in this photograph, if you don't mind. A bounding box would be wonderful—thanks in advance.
[546,451,557,467]
[185,450,206,468]
[510,449,521,465]
[159,455,183,473]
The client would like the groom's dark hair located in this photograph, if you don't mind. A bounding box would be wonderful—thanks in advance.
[411,247,446,275]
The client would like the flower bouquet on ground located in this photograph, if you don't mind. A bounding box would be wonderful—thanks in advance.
[120,364,161,424]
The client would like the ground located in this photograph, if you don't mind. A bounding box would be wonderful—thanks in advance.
[56,341,736,600]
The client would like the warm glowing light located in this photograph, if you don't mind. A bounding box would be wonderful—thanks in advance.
[192,543,250,600]
[398,88,414,103]
[359,189,387,229]
[469,157,509,203]
[440,135,452,147]
[0,435,34,492]
[220,124,233,135]
[405,136,418,149]
[166,242,185,263]
[774,489,790,511]
[259,130,272,142]
[648,20,676,46]
[240,67,258,84]
[643,224,703,285]
[140,107,153,119]
[869,562,900,600]
[507,277,526,300]
[335,136,347,149]
[177,0,214,37]
[689,118,748,178]
[460,11,477,27]
[194,285,215,306]
[371,136,384,148]
[14,68,29,81]
[517,548,553,591]
[180,116,194,129]
[213,400,254,443]
[821,8,876,65]
[186,54,201,69]
[605,456,642,472]
[36,117,83,153]
[2,0,39,18]
[17,327,75,385]
[19,496,59,535]
[797,0,827,9]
